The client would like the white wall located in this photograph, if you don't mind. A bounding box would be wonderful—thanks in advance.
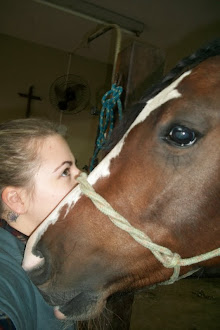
[0,33,112,169]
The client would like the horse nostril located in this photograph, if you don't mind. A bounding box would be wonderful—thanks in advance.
[22,250,44,272]
[34,247,44,259]
[23,242,51,286]
[54,307,66,320]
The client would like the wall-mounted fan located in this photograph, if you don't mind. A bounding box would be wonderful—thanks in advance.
[49,75,90,114]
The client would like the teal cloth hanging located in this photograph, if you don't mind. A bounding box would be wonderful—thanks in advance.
[89,84,123,172]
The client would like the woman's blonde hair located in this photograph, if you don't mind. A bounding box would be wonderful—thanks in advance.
[0,118,59,215]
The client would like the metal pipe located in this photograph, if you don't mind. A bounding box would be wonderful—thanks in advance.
[87,24,121,84]
[87,26,115,43]
[34,0,144,36]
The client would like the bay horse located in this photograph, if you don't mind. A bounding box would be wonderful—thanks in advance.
[23,38,220,323]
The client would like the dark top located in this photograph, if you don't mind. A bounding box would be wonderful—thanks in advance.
[0,219,74,329]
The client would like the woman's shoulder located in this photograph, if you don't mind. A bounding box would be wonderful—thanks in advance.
[0,227,24,265]
[0,228,35,327]
[0,228,74,330]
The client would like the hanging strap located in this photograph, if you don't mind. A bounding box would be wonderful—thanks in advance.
[89,84,123,171]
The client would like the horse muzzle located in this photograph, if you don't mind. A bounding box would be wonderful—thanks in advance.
[54,291,106,321]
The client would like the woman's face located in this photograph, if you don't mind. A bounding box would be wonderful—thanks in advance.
[26,134,80,230]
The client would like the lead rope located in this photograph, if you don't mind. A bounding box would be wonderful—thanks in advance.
[76,173,220,285]
[89,84,123,172]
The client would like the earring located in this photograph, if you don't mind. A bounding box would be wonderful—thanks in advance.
[7,211,19,222]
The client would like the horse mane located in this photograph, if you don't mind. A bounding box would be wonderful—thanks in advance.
[104,38,220,152]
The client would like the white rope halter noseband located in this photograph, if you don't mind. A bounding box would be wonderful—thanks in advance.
[76,172,220,285]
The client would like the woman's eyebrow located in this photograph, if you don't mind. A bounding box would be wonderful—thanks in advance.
[53,161,73,173]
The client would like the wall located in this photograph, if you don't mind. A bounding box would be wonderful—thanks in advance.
[0,33,112,169]
[1,30,218,169]
[164,21,220,72]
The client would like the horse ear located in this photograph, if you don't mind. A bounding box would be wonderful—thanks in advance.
[2,186,28,214]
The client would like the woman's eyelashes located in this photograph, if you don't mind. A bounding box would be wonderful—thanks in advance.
[61,167,71,177]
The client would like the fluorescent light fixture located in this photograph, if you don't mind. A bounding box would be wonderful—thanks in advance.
[34,0,144,36]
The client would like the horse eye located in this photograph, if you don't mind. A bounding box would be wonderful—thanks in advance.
[166,125,197,147]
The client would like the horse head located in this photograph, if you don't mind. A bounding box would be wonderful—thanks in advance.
[23,39,220,321]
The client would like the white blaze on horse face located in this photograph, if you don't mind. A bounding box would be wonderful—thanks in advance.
[89,70,191,185]
[22,70,191,271]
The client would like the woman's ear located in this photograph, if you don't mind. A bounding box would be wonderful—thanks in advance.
[1,187,28,214]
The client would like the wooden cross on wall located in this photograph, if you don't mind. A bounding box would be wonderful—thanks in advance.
[18,85,42,118]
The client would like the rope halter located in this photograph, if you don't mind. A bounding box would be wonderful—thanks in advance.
[76,172,220,285]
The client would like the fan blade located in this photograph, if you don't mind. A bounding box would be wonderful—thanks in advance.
[54,84,65,99]
[58,101,68,110]
[65,87,76,101]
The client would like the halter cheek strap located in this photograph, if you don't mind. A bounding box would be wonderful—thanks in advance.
[76,172,220,285]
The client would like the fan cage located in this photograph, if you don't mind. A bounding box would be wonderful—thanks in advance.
[49,75,90,114]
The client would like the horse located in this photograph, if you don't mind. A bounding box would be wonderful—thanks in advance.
[22,38,220,323]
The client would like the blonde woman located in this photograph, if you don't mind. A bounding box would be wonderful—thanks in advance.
[0,118,79,329]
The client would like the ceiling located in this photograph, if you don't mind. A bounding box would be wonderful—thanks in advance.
[0,0,219,65]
